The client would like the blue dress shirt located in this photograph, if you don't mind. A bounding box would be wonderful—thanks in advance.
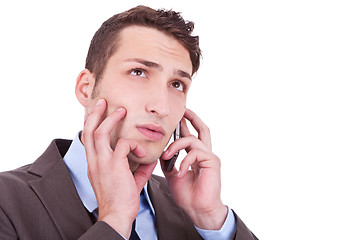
[63,133,236,240]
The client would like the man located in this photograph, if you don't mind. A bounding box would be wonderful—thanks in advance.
[0,6,257,240]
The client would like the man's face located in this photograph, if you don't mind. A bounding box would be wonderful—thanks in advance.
[87,26,192,165]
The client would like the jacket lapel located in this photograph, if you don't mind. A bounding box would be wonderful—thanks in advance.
[27,139,93,240]
[148,176,202,240]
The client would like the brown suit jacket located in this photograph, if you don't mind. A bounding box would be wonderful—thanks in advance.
[0,139,257,240]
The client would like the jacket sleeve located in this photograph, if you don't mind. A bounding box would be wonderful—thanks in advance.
[0,209,124,240]
[232,210,259,240]
[0,207,18,240]
[78,221,125,240]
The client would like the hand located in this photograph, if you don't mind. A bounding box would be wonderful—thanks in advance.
[160,109,228,230]
[82,99,157,238]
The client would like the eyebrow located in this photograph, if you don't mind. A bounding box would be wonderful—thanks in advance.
[176,70,192,81]
[125,58,163,70]
[125,58,192,81]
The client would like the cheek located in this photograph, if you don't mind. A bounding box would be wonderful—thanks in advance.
[98,79,141,108]
[171,95,186,114]
[104,92,143,115]
[176,103,186,120]
[168,105,186,135]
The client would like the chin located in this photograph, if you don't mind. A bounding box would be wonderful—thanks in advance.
[128,151,162,165]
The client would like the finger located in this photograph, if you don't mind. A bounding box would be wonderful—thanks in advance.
[177,149,214,178]
[184,109,212,150]
[113,139,147,161]
[93,107,126,156]
[161,136,208,160]
[133,162,157,193]
[82,98,107,159]
[190,160,200,175]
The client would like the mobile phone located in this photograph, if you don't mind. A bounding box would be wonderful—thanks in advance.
[164,122,181,172]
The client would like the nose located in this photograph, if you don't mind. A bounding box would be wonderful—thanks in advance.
[145,86,170,117]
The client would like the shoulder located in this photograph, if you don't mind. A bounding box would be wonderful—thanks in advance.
[0,164,33,190]
[0,138,71,182]
[0,164,37,213]
[0,138,72,203]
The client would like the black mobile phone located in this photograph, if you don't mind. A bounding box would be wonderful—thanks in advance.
[164,123,181,172]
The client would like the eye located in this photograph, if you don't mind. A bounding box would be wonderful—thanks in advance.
[170,81,185,92]
[130,69,146,77]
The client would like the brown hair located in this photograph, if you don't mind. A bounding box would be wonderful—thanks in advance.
[85,5,201,83]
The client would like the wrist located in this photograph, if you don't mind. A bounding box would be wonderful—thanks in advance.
[189,204,228,230]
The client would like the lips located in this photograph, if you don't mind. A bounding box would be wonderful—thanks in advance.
[136,124,165,141]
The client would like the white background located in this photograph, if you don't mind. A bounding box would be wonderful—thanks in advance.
[0,0,359,239]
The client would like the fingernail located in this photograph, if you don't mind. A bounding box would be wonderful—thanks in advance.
[116,107,125,113]
[96,99,104,106]
[177,170,182,178]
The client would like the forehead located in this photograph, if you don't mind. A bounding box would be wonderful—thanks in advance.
[112,25,192,73]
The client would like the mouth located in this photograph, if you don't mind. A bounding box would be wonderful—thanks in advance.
[136,124,165,141]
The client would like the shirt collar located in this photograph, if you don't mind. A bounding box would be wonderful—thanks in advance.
[63,132,155,215]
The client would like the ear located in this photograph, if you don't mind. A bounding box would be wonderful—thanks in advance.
[75,69,96,108]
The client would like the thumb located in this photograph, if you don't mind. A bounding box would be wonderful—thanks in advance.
[133,162,157,193]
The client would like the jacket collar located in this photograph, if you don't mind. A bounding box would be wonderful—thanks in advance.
[26,139,202,240]
[148,176,202,240]
[27,139,94,239]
